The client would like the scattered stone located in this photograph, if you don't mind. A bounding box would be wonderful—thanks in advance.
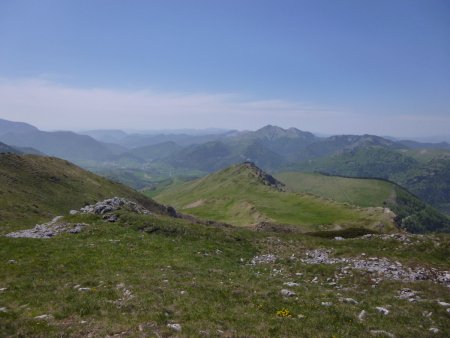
[69,210,78,215]
[429,328,439,334]
[34,314,54,320]
[78,287,91,292]
[0,307,7,313]
[375,307,390,315]
[295,272,303,277]
[7,259,16,264]
[251,254,276,264]
[104,214,118,223]
[281,289,296,297]
[334,236,344,241]
[358,310,367,321]
[283,282,300,287]
[370,330,395,337]
[5,217,88,239]
[302,249,450,287]
[422,311,432,317]
[321,302,333,307]
[0,288,7,292]
[447,308,450,314]
[437,301,450,307]
[180,290,187,295]
[114,283,134,307]
[167,323,182,332]
[340,297,358,305]
[397,288,420,302]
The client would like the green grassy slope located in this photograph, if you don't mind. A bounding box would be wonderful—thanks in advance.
[0,154,168,233]
[275,172,450,233]
[1,210,449,336]
[275,172,394,208]
[155,163,396,232]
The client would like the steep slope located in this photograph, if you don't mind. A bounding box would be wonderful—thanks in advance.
[156,162,396,231]
[276,172,450,233]
[0,154,171,232]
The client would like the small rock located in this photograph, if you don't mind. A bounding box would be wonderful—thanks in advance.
[78,287,91,292]
[295,272,303,277]
[180,290,187,295]
[0,288,7,292]
[283,282,300,287]
[7,259,16,264]
[340,297,358,305]
[69,210,78,215]
[375,307,389,315]
[34,314,53,320]
[280,289,296,297]
[105,214,118,223]
[422,311,432,317]
[334,236,344,241]
[370,330,395,338]
[0,307,7,313]
[167,323,182,332]
[429,328,439,334]
[358,310,367,321]
[321,302,333,307]
[437,301,450,307]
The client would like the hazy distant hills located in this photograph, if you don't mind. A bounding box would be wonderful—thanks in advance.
[0,118,118,161]
[1,118,449,215]
[0,141,44,156]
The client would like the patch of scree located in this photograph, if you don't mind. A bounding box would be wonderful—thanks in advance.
[5,216,87,239]
[302,249,450,287]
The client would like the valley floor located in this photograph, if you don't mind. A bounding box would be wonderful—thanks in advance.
[1,210,449,337]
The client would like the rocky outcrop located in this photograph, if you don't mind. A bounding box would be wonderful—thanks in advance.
[80,197,152,215]
[242,161,286,191]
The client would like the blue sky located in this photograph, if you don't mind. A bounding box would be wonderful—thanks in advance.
[0,0,449,137]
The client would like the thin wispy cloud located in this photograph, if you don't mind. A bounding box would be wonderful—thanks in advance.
[0,78,448,137]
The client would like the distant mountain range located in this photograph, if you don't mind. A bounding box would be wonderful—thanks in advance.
[1,118,449,215]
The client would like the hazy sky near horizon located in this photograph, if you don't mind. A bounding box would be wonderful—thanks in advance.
[0,0,449,137]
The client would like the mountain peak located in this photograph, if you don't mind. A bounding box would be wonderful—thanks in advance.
[255,125,315,140]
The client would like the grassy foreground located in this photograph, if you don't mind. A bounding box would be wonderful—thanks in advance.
[1,211,449,337]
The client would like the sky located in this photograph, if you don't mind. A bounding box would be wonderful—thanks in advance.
[0,0,449,137]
